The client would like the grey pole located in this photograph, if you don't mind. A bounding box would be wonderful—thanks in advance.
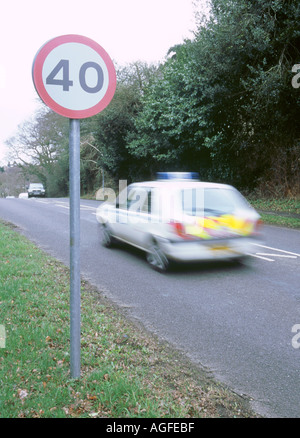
[69,118,81,378]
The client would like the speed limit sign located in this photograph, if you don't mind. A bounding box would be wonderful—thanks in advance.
[32,35,116,379]
[32,34,116,118]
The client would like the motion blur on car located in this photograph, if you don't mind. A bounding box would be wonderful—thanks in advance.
[96,172,262,272]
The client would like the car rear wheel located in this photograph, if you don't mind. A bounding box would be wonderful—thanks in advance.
[146,241,169,272]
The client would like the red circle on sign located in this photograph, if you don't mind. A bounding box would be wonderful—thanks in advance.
[32,35,116,118]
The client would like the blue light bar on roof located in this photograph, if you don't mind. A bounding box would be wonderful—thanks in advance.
[156,172,200,181]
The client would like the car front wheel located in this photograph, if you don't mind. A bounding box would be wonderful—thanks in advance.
[99,224,115,248]
[146,241,169,272]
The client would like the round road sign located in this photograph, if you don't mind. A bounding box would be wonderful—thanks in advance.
[32,35,116,119]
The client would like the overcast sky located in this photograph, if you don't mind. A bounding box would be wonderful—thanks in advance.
[0,0,209,165]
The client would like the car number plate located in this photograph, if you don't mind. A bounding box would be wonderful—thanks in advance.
[210,244,230,252]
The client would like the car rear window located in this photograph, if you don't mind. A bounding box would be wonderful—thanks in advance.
[181,188,250,216]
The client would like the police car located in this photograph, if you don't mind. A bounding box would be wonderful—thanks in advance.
[96,172,262,272]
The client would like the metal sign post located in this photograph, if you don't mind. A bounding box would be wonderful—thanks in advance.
[32,34,116,379]
[69,118,81,378]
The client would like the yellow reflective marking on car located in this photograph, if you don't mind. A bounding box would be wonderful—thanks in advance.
[185,214,255,238]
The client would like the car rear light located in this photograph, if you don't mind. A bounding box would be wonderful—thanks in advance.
[169,221,194,240]
[254,218,263,234]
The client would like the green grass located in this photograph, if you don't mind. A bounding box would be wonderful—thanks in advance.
[257,213,300,229]
[248,198,300,215]
[0,221,258,418]
[248,197,300,229]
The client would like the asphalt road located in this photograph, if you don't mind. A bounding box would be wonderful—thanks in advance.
[1,197,300,418]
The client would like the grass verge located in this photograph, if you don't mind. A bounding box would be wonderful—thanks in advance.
[248,197,300,229]
[257,213,300,229]
[0,220,258,418]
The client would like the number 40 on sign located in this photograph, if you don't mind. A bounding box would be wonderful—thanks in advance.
[32,34,116,119]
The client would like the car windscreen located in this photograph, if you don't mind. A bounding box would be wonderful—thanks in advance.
[181,188,250,216]
[30,184,43,189]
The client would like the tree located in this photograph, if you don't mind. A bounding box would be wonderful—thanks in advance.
[80,62,161,190]
[127,33,233,180]
[128,0,300,193]
[5,105,69,196]
[189,0,300,192]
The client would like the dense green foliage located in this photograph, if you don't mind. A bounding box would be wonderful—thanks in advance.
[128,0,300,193]
[5,0,300,197]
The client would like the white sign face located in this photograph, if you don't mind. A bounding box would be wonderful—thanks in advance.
[33,35,116,119]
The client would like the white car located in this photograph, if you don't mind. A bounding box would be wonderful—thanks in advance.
[96,173,262,271]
